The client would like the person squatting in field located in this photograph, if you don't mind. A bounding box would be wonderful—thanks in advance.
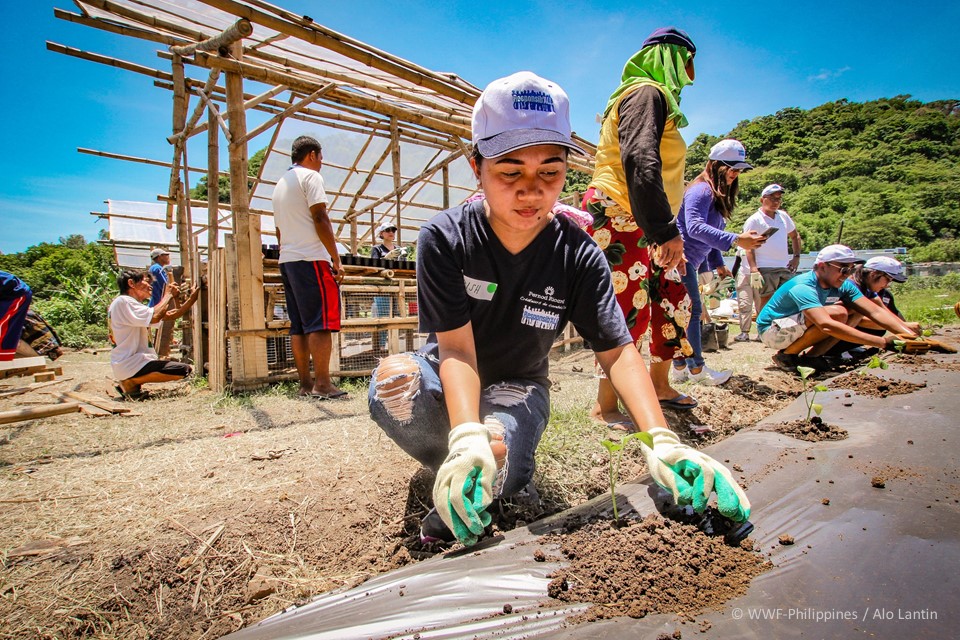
[367,70,751,547]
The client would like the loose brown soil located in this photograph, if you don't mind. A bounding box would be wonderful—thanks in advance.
[831,372,926,397]
[0,329,940,638]
[544,514,771,623]
[767,418,849,442]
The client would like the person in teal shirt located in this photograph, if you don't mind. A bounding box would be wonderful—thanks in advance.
[757,244,919,371]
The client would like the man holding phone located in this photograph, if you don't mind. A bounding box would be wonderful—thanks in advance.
[743,184,803,309]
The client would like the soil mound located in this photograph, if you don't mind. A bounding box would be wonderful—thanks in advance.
[767,418,848,442]
[544,514,770,623]
[832,373,926,397]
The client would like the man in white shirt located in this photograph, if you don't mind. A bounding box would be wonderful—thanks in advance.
[743,183,803,309]
[272,136,346,399]
[108,270,193,399]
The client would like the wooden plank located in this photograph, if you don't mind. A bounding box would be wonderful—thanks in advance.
[225,42,269,386]
[60,392,131,415]
[33,372,56,383]
[208,247,227,392]
[0,357,46,372]
[0,379,70,399]
[0,403,81,426]
[79,404,113,417]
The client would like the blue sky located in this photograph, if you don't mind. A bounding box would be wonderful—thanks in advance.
[1,0,957,254]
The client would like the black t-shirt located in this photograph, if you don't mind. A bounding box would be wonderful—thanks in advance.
[416,200,631,386]
[371,243,389,260]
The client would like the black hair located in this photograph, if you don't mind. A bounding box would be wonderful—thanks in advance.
[291,136,322,164]
[688,160,739,218]
[117,269,146,295]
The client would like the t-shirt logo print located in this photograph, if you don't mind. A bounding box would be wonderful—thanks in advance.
[512,90,555,114]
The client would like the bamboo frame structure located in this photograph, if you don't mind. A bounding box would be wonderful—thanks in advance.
[50,0,597,390]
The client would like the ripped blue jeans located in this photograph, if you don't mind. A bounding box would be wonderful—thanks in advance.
[368,352,550,499]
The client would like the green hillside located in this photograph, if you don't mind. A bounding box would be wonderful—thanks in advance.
[684,96,960,261]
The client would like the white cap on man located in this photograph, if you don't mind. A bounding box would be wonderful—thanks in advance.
[814,244,865,265]
[150,248,170,261]
[864,256,907,282]
[472,71,585,159]
[376,223,397,238]
[761,184,785,198]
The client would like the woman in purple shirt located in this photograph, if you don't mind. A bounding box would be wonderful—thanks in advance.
[673,140,766,385]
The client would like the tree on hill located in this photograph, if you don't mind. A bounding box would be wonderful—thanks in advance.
[701,96,960,257]
[190,146,266,203]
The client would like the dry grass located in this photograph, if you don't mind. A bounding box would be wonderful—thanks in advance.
[0,336,800,638]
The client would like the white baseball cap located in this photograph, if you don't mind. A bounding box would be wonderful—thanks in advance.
[814,244,865,265]
[375,223,397,237]
[472,71,585,158]
[150,248,170,260]
[864,256,907,282]
[761,184,785,198]
[709,139,753,170]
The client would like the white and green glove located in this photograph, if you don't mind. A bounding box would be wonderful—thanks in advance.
[640,427,751,522]
[750,272,763,290]
[432,423,496,546]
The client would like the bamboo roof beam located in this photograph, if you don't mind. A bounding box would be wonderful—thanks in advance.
[77,147,228,176]
[53,8,181,47]
[188,51,468,139]
[195,0,479,104]
[351,150,465,219]
[169,18,253,56]
[234,84,334,148]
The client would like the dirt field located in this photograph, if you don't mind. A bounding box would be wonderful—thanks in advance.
[0,333,886,638]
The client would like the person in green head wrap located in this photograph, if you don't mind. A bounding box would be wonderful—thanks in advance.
[583,27,699,425]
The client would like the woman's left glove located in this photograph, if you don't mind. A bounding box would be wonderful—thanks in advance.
[432,423,496,545]
[640,427,751,522]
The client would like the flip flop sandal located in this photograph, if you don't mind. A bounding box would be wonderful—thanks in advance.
[659,394,698,411]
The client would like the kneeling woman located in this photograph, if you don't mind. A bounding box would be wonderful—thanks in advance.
[368,72,750,547]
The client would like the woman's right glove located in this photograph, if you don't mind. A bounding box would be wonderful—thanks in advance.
[750,272,763,290]
[432,423,495,546]
[639,427,751,522]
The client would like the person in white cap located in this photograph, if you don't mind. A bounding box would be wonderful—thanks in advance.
[756,244,920,371]
[743,184,803,311]
[671,139,767,386]
[368,71,750,547]
[818,255,920,360]
[370,222,403,351]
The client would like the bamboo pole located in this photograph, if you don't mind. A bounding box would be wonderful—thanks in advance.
[190,52,468,140]
[224,41,268,385]
[0,403,81,426]
[194,0,478,104]
[234,84,333,148]
[77,147,223,176]
[390,117,403,239]
[169,18,253,56]
[207,106,219,250]
[352,149,464,218]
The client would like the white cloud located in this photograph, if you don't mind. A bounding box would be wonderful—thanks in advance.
[808,66,852,82]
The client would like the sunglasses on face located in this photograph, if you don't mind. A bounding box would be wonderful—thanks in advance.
[827,262,855,275]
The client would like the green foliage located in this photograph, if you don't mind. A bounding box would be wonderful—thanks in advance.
[714,97,960,254]
[190,146,267,203]
[888,274,960,326]
[0,236,116,348]
[562,168,592,200]
[600,431,653,521]
[797,366,827,421]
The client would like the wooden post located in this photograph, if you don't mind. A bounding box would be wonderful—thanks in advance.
[208,247,227,392]
[207,102,220,251]
[390,117,402,238]
[224,42,268,386]
[442,164,450,210]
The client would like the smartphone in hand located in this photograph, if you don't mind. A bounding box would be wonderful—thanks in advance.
[761,227,779,239]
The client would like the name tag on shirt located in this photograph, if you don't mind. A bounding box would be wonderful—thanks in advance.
[464,275,497,301]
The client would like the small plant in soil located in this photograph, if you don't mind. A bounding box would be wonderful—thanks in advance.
[599,431,652,523]
[859,354,888,375]
[797,366,828,423]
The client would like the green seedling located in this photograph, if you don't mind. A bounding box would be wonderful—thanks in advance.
[922,329,933,337]
[600,431,653,522]
[859,354,888,375]
[797,366,828,421]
